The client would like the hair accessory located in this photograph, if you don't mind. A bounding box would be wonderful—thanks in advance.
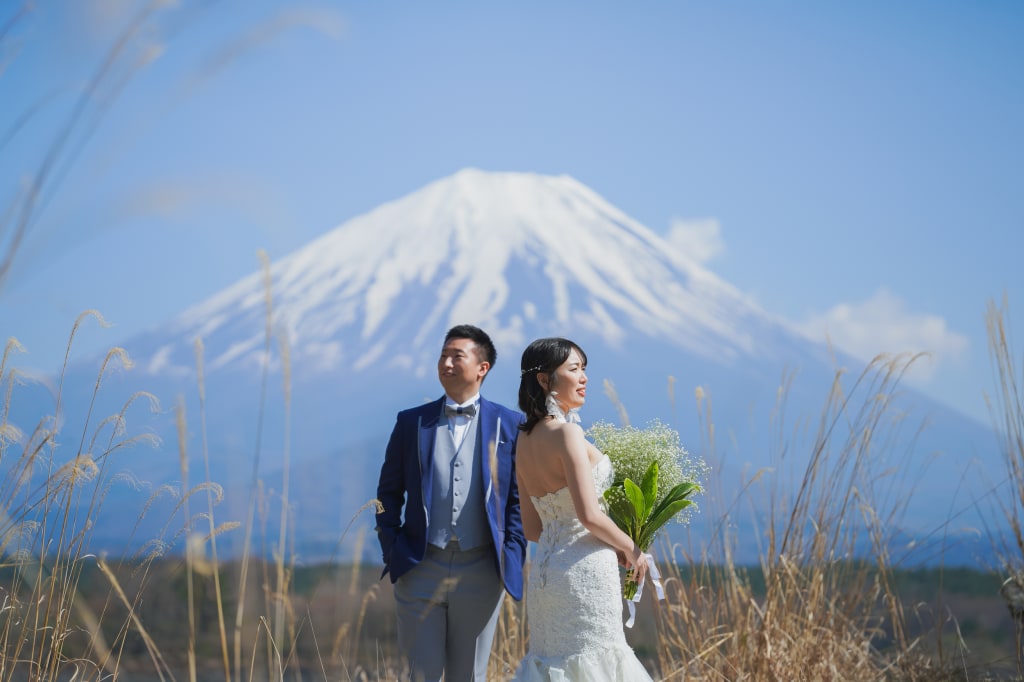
[520,364,545,377]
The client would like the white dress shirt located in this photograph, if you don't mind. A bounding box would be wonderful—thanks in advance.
[445,394,480,450]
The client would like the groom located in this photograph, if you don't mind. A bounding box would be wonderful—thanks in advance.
[375,324,526,682]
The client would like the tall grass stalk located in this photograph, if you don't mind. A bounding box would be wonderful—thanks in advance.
[195,336,232,682]
[987,297,1024,674]
[178,399,198,682]
[272,331,293,673]
[0,1,171,291]
[96,555,174,680]
[987,298,1024,561]
[234,248,275,681]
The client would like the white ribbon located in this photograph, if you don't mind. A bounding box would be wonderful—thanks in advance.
[625,553,664,628]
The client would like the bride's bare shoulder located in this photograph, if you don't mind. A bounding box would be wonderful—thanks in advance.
[534,419,584,441]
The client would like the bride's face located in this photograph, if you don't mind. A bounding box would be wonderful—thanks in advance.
[549,348,587,412]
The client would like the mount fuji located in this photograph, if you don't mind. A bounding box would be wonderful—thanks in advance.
[140,168,813,378]
[13,169,1002,565]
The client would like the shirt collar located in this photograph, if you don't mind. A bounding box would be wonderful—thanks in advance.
[445,394,480,410]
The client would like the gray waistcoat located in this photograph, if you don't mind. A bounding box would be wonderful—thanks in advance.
[428,414,490,550]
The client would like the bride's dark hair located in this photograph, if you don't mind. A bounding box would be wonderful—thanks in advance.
[518,337,587,434]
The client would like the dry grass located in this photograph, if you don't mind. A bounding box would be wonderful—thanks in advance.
[1,290,1017,681]
[1,313,164,681]
[0,247,386,680]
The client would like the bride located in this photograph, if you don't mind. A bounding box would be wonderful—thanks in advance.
[510,337,654,681]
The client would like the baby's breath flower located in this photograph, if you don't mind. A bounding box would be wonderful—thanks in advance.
[589,419,708,525]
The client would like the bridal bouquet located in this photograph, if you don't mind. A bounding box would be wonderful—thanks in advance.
[588,419,707,601]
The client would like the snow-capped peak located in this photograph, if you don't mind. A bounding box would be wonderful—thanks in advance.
[155,169,771,376]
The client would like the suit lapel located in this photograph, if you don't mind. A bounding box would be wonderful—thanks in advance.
[479,399,493,505]
[480,397,505,517]
[418,398,444,506]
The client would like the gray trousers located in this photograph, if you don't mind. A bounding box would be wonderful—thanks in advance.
[393,542,504,682]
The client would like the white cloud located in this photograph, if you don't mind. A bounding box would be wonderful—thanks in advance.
[794,288,969,383]
[666,218,724,265]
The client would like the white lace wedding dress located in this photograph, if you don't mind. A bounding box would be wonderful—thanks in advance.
[511,454,654,681]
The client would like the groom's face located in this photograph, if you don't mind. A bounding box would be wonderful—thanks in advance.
[438,337,489,397]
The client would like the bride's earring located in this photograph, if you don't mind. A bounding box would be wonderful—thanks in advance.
[545,392,564,420]
[546,390,582,425]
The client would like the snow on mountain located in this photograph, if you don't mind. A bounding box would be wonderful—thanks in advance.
[143,169,802,382]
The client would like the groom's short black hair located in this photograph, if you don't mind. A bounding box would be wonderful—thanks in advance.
[445,324,497,368]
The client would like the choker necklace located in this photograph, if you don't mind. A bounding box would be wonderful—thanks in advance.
[545,392,581,424]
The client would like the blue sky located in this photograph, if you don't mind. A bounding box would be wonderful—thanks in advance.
[1,0,1021,424]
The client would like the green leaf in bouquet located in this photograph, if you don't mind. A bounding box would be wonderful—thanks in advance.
[640,460,658,518]
[603,486,638,536]
[622,478,648,534]
[638,482,701,550]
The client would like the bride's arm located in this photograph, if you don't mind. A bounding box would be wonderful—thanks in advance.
[517,468,543,543]
[557,424,649,584]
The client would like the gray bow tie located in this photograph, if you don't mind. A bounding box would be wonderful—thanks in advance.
[444,403,477,419]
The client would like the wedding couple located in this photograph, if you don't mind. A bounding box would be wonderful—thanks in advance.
[375,325,654,681]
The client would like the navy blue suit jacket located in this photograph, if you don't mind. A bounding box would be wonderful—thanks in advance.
[375,396,526,601]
